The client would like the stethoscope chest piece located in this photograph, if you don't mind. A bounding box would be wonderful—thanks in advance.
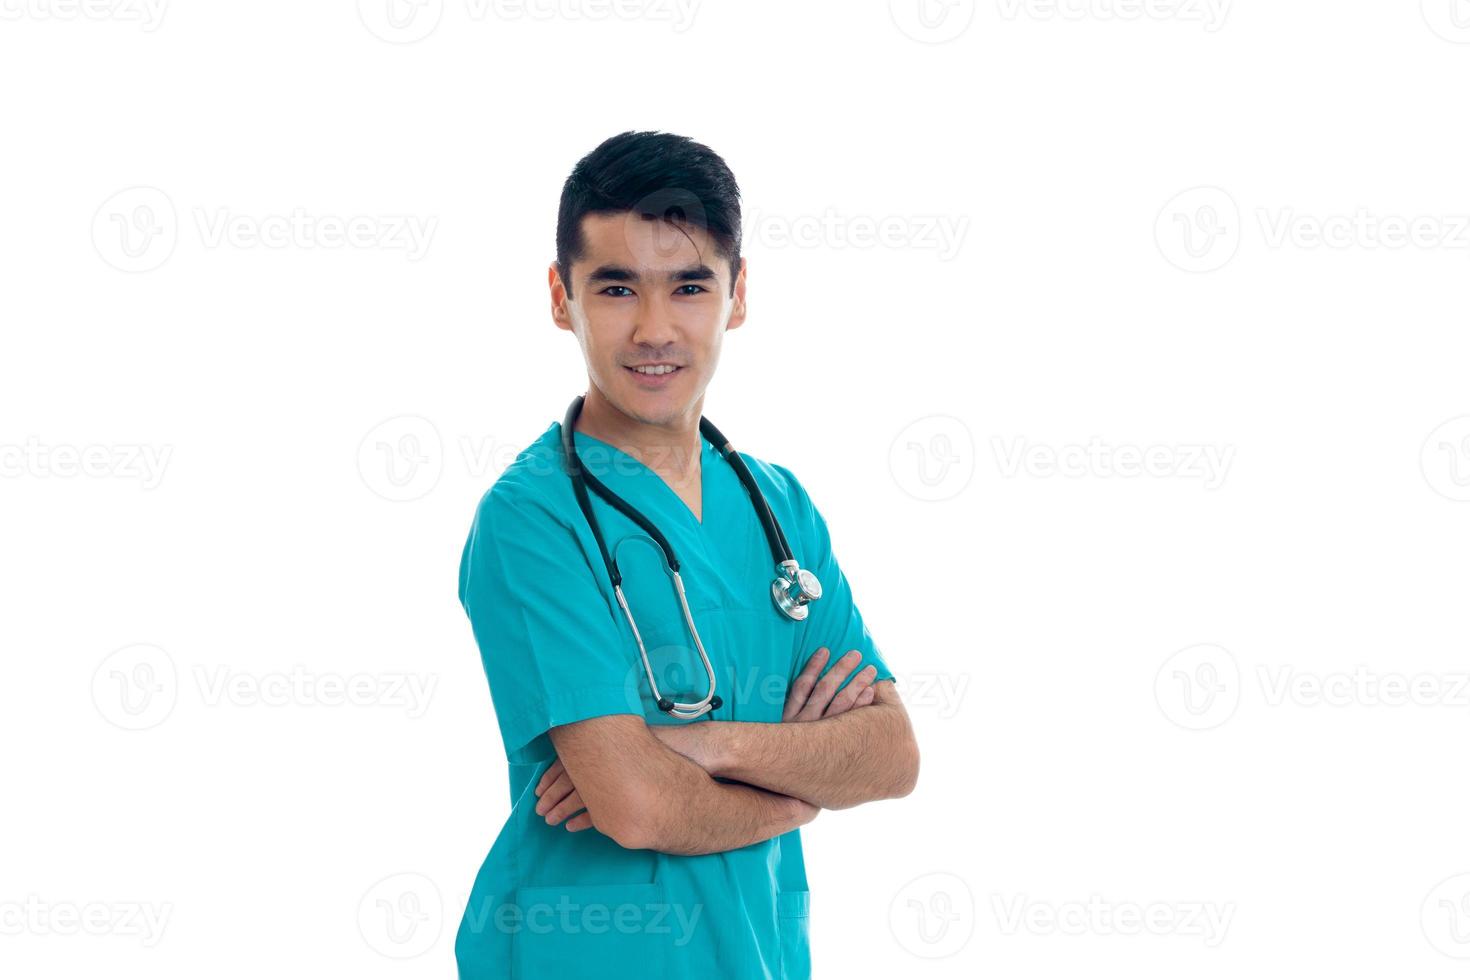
[772,561,822,621]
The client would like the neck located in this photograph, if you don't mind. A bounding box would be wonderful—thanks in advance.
[573,385,704,484]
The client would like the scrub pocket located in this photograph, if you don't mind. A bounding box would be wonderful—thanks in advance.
[511,882,670,979]
[777,889,811,980]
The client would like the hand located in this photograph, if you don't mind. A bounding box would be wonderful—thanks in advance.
[783,647,878,722]
[533,758,594,832]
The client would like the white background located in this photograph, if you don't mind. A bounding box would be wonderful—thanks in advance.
[4,0,1470,977]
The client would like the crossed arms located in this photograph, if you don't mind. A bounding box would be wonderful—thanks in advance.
[532,647,921,856]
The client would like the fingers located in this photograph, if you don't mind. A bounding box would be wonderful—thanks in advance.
[541,789,587,827]
[793,649,864,722]
[564,812,594,832]
[534,769,576,818]
[855,684,877,707]
[535,758,564,796]
[783,647,830,722]
[823,664,878,718]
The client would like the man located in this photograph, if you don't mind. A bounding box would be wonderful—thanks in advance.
[456,130,920,979]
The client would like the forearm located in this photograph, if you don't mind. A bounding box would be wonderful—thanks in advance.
[628,750,815,855]
[700,702,919,810]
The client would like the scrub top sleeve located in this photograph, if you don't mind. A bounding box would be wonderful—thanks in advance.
[775,466,895,689]
[458,482,642,764]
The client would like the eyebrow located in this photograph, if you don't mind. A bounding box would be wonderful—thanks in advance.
[585,263,718,287]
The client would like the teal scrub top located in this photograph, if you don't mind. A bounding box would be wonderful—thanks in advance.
[455,419,892,980]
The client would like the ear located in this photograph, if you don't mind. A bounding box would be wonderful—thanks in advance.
[549,262,574,333]
[726,256,748,331]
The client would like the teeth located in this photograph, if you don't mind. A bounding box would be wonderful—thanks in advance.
[632,365,677,375]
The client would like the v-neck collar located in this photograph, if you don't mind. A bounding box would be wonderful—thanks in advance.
[568,424,713,528]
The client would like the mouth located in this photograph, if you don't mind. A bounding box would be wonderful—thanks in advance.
[623,363,684,387]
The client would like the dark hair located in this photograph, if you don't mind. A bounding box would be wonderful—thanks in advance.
[555,131,743,299]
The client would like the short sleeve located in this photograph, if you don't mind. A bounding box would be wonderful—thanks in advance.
[775,467,894,690]
[458,481,643,764]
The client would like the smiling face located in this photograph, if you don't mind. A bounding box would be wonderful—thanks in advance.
[551,211,746,432]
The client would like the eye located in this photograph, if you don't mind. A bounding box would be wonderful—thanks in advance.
[675,284,708,296]
[601,286,633,298]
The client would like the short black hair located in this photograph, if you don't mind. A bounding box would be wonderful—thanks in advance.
[556,131,742,299]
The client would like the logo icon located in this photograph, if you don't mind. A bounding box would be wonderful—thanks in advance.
[1421,416,1470,502]
[888,872,975,958]
[1422,873,1470,958]
[1155,643,1240,730]
[889,415,974,502]
[92,643,178,730]
[92,187,177,273]
[889,0,976,43]
[357,0,443,43]
[358,415,444,502]
[359,872,443,958]
[1422,0,1470,42]
[1155,186,1240,273]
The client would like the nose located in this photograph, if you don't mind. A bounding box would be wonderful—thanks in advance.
[630,291,679,350]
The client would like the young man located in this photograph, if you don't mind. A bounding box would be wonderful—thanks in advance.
[455,131,919,979]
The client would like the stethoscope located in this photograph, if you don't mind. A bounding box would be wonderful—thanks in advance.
[560,394,823,719]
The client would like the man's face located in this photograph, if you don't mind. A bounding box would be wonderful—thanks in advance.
[551,211,746,428]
